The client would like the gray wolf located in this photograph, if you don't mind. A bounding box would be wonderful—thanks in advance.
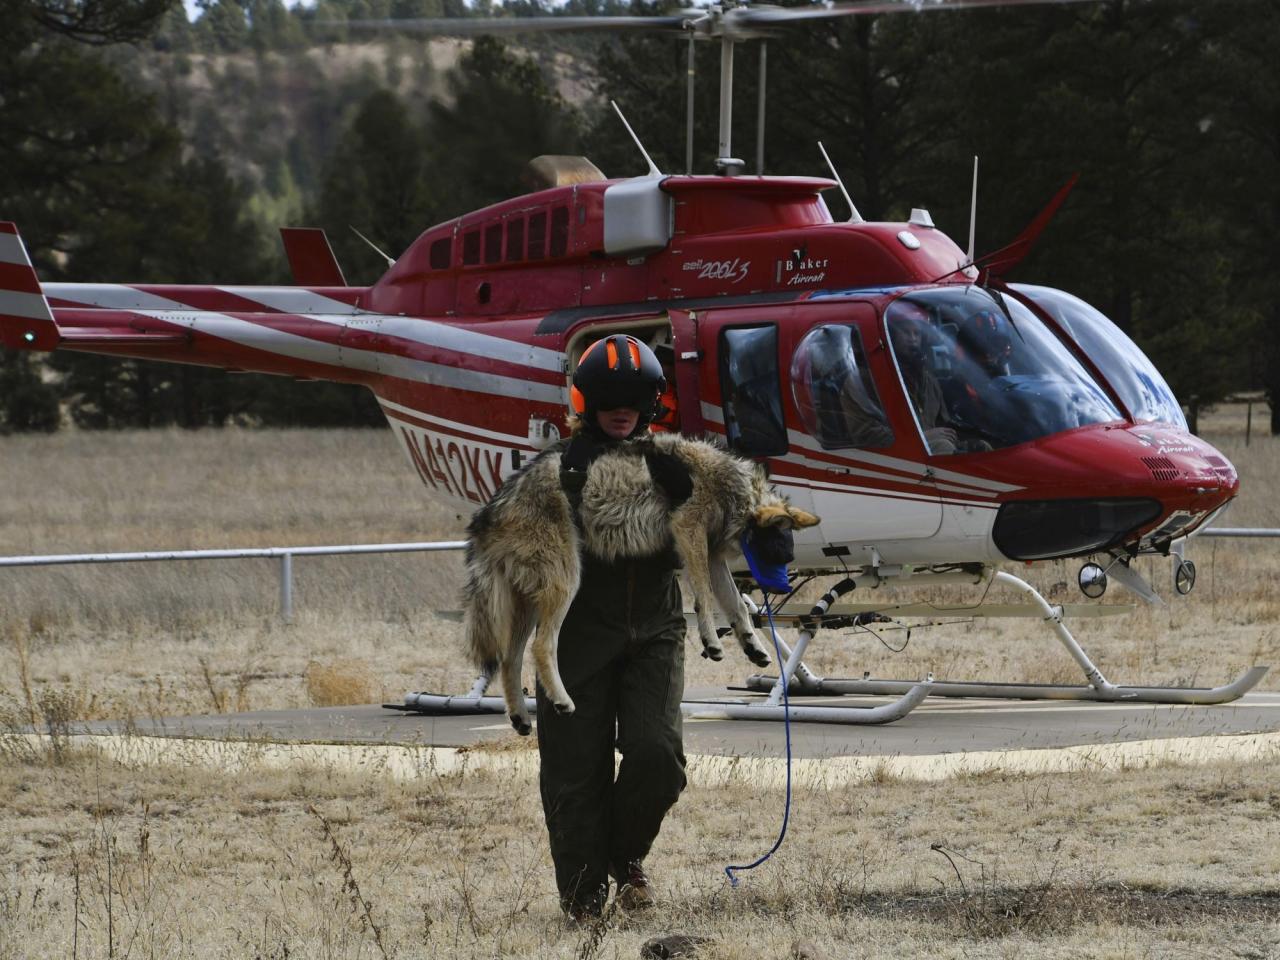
[462,432,820,734]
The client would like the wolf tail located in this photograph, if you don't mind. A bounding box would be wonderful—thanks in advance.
[461,545,507,677]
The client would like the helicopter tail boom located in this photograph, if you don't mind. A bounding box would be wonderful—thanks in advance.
[0,221,376,383]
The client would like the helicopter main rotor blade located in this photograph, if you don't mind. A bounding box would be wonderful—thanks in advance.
[734,0,1102,28]
[339,15,693,37]
[338,0,1101,43]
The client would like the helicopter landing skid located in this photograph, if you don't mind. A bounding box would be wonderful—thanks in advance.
[390,683,932,726]
[390,575,933,727]
[743,569,1268,706]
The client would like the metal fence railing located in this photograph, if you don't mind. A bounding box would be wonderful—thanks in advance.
[0,541,468,622]
[0,529,1274,622]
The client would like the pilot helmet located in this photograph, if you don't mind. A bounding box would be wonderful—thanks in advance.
[570,334,667,427]
[959,309,1014,373]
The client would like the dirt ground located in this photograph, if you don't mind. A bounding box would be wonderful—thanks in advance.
[1,739,1278,959]
[1,406,1278,957]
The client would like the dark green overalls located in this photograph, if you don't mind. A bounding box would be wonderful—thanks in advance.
[535,544,688,915]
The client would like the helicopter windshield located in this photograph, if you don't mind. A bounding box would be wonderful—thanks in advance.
[885,287,1122,454]
[1012,284,1187,429]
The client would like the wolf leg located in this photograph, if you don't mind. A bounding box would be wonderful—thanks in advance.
[709,554,771,667]
[502,599,536,735]
[531,569,580,716]
[672,520,723,661]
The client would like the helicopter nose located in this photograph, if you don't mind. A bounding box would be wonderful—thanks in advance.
[990,425,1238,562]
[1124,432,1239,543]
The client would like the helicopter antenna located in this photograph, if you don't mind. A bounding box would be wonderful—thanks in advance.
[966,155,979,266]
[686,32,697,174]
[611,100,663,178]
[349,226,394,268]
[817,141,863,224]
[756,42,767,175]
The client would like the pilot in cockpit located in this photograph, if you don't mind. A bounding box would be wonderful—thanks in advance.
[946,309,1015,447]
[888,304,958,455]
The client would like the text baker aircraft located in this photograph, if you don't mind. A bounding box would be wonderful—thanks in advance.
[0,147,1261,723]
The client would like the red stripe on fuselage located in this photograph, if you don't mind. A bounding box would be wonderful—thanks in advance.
[380,404,535,452]
[0,261,42,295]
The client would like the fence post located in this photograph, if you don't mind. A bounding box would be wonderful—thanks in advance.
[280,552,294,623]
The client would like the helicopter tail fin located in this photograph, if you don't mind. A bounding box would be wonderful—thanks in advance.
[279,227,347,287]
[0,222,60,351]
[977,174,1079,283]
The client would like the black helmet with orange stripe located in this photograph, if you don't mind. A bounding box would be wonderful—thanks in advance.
[571,335,666,428]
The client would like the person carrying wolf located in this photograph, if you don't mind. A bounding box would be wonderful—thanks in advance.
[539,333,693,921]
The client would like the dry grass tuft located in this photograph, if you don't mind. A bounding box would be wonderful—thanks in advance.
[305,658,380,707]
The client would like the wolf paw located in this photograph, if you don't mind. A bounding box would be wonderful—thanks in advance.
[744,644,772,668]
[700,644,724,662]
[553,699,576,716]
[510,714,533,736]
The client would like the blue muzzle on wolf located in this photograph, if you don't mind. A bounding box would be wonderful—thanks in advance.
[741,524,794,594]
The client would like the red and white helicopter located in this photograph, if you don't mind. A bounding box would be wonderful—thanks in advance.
[0,0,1262,724]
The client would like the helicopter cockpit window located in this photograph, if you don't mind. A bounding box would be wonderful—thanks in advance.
[885,288,1122,454]
[1012,284,1187,429]
[791,324,894,449]
[718,325,788,457]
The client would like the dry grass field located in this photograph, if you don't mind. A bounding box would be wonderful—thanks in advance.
[2,406,1279,958]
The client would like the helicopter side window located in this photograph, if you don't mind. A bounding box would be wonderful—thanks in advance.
[550,206,569,258]
[505,218,525,263]
[484,224,503,265]
[718,325,788,457]
[791,324,894,449]
[429,237,451,270]
[462,229,481,267]
[528,212,547,260]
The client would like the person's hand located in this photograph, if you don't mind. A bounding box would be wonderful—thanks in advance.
[925,427,957,455]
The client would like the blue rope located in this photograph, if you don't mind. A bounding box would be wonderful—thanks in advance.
[724,593,792,888]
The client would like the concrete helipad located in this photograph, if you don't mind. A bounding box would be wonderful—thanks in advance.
[84,685,1280,759]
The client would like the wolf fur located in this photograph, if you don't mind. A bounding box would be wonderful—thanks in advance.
[462,431,820,734]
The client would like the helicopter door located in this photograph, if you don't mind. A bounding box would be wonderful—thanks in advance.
[783,305,943,545]
[668,309,705,436]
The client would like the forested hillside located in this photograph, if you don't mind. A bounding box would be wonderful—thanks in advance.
[2,0,1277,432]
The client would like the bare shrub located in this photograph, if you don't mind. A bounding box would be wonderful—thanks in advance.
[307,804,391,960]
[305,658,378,707]
[929,840,1093,939]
